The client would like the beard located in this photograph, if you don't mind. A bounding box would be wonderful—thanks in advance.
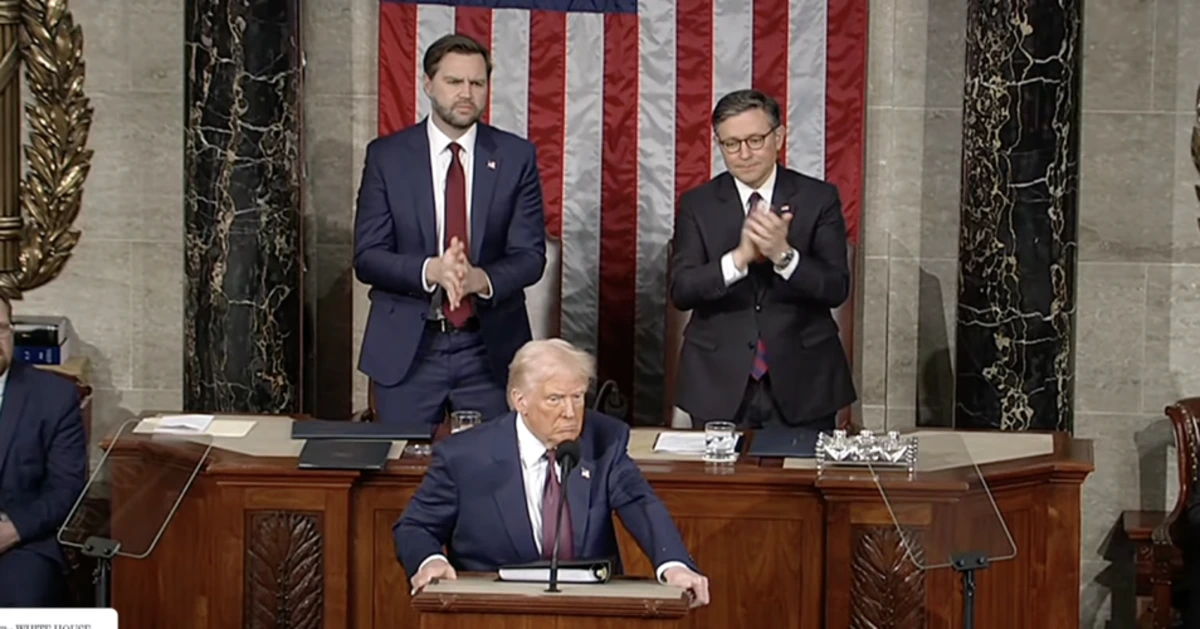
[431,98,483,130]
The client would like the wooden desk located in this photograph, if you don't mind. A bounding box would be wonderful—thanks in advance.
[103,418,1093,629]
[412,575,689,628]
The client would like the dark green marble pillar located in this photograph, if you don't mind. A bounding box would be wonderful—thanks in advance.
[183,0,304,413]
[955,0,1082,431]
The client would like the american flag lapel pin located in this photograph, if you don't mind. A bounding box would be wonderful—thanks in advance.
[487,160,496,170]
[581,467,591,480]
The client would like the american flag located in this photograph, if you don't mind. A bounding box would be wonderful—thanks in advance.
[377,0,866,425]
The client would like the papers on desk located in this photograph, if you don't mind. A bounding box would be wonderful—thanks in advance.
[134,415,257,438]
[498,560,612,584]
[158,414,213,432]
[652,431,709,455]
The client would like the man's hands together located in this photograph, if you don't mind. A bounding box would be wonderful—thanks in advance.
[662,565,710,608]
[0,513,20,554]
[731,199,793,270]
[424,238,491,308]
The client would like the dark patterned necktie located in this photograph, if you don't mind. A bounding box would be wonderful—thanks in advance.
[748,192,769,380]
[443,142,471,326]
[540,448,574,560]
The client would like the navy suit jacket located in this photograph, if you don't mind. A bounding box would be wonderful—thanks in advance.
[394,410,696,579]
[0,361,87,567]
[353,120,547,386]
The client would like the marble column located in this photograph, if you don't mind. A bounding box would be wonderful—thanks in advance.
[955,0,1082,431]
[182,0,304,413]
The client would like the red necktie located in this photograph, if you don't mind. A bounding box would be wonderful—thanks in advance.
[443,142,471,326]
[541,449,574,560]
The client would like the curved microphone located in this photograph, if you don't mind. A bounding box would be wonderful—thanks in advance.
[547,439,581,593]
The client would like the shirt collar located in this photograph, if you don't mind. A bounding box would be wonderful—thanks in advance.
[515,413,549,468]
[427,117,478,158]
[732,164,778,211]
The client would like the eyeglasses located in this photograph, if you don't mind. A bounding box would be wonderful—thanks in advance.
[716,126,779,153]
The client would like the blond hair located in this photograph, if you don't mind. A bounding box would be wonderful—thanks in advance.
[507,339,596,407]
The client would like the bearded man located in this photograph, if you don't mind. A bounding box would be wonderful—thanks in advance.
[354,33,547,430]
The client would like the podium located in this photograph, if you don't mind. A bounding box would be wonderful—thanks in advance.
[412,575,690,628]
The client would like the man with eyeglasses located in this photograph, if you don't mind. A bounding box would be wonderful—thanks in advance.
[0,295,88,606]
[668,89,856,433]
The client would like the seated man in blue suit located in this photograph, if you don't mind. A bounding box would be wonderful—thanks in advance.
[395,339,710,607]
[354,33,546,430]
[0,296,88,606]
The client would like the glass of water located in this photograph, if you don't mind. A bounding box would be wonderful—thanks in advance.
[450,410,483,433]
[703,421,738,463]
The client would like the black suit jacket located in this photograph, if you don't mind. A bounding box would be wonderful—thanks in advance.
[668,167,856,423]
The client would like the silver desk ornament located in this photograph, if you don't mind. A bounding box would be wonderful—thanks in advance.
[815,429,918,475]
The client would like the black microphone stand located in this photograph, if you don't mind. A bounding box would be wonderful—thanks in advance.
[951,552,988,629]
[546,455,577,593]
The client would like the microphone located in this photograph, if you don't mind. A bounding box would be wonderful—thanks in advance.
[547,439,580,593]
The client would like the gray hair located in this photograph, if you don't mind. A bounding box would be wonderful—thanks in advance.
[711,89,782,130]
[507,339,596,404]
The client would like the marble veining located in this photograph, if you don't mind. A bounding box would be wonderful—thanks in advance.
[183,0,304,413]
[955,0,1081,432]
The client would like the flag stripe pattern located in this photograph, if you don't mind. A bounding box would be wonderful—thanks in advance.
[378,0,866,425]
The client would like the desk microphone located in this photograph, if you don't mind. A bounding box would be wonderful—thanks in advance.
[547,439,580,593]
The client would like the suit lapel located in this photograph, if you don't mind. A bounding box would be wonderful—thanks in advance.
[567,432,594,559]
[490,415,540,560]
[713,173,748,254]
[470,127,498,262]
[0,365,25,476]
[770,165,796,209]
[410,122,438,255]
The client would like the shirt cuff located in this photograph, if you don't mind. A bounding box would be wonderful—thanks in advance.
[720,251,749,286]
[421,258,436,293]
[656,561,689,584]
[416,554,449,576]
[478,271,494,300]
[774,249,800,280]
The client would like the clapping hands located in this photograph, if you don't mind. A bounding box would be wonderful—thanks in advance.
[425,238,491,307]
[733,198,793,269]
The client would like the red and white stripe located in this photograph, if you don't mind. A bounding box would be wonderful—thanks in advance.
[378,0,865,425]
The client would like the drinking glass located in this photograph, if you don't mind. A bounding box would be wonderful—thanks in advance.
[450,410,483,434]
[703,421,737,463]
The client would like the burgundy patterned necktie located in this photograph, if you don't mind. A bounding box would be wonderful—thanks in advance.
[540,448,574,560]
[443,142,472,326]
[748,192,769,380]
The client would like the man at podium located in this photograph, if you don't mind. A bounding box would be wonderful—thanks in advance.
[395,339,710,608]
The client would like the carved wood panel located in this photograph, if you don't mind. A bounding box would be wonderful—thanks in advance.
[849,526,925,629]
[244,510,324,629]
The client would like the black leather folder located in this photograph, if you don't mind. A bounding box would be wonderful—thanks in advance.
[746,427,821,458]
[297,439,391,471]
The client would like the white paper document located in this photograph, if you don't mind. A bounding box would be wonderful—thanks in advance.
[157,414,214,432]
[652,431,709,454]
[134,416,257,438]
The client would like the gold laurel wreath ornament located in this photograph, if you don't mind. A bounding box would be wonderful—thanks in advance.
[0,0,90,299]
[1194,83,1200,224]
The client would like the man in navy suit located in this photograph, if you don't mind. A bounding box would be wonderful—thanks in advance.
[0,296,88,607]
[354,33,546,429]
[395,339,710,608]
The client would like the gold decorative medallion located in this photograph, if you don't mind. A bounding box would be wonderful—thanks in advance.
[0,0,91,298]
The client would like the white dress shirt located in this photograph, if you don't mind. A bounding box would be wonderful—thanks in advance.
[419,119,492,298]
[415,414,686,583]
[719,165,800,285]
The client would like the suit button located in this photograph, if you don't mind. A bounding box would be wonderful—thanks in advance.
[747,341,754,349]
[755,304,762,312]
